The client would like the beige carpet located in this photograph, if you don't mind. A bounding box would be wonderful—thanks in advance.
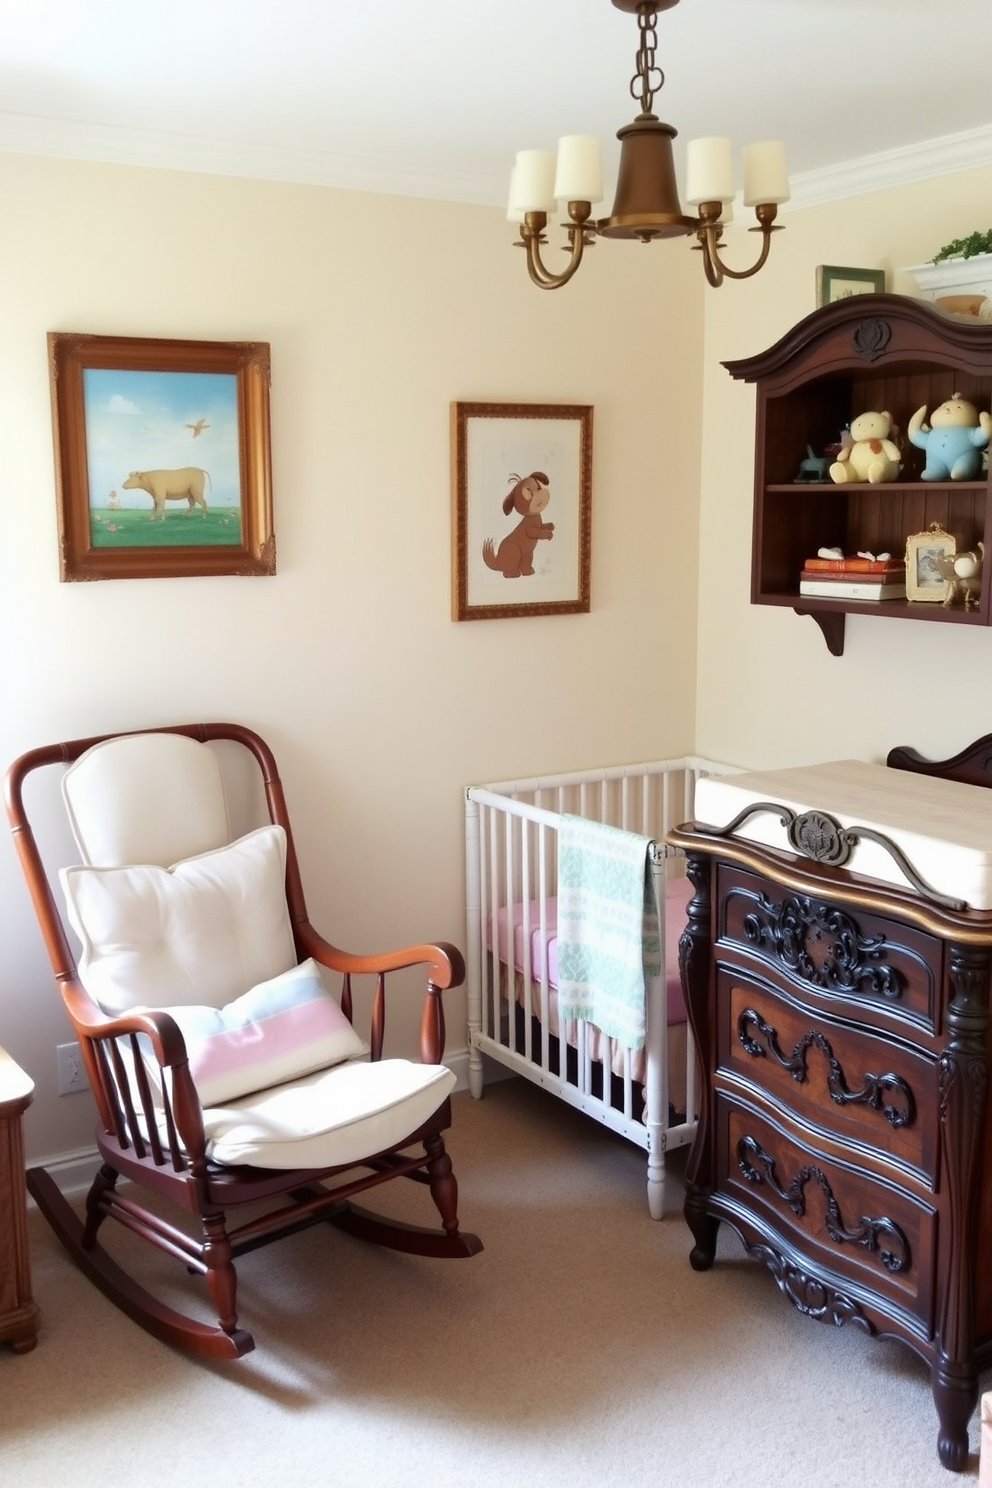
[2,1078,987,1487]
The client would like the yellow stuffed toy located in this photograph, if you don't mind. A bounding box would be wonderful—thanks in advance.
[829,409,902,485]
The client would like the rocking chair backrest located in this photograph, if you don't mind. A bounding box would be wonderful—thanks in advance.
[63,732,233,867]
[58,733,300,1016]
[5,724,311,1004]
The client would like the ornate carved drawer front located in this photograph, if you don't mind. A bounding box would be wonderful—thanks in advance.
[715,867,941,1034]
[717,1097,936,1330]
[718,978,937,1183]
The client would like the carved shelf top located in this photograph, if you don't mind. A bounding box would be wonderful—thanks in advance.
[723,293,992,386]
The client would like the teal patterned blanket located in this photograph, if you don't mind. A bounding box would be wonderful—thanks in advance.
[556,814,660,1051]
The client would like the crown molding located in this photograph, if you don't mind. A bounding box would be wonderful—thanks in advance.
[785,123,992,212]
[0,112,503,205]
[0,111,989,211]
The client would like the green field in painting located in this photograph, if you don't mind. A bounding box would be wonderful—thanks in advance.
[90,507,241,547]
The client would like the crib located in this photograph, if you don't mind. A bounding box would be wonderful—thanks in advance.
[464,754,738,1218]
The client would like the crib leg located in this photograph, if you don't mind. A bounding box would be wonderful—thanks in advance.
[468,1040,485,1099]
[646,1126,666,1219]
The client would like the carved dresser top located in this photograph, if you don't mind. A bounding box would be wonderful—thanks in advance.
[694,759,992,911]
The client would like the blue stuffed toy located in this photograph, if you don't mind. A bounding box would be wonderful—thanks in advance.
[908,393,992,480]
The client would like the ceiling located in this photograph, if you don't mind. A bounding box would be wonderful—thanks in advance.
[1,0,990,212]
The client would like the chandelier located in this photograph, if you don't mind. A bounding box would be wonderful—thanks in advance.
[507,0,789,290]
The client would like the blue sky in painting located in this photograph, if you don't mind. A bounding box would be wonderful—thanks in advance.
[83,368,241,508]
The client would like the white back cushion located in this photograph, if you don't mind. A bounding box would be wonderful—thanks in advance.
[61,824,297,1014]
[63,733,231,867]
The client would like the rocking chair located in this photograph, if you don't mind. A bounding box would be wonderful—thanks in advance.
[5,722,481,1358]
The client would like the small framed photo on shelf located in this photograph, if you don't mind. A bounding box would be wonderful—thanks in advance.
[905,523,955,602]
[815,265,886,308]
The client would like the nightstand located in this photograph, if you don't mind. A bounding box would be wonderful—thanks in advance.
[0,1047,39,1352]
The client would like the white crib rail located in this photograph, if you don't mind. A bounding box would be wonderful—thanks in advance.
[465,755,737,1219]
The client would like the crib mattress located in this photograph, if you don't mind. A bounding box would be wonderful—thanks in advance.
[694,759,992,910]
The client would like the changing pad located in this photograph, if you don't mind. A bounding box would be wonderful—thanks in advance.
[693,759,992,910]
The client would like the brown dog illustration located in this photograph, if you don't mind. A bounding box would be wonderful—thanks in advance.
[482,471,554,577]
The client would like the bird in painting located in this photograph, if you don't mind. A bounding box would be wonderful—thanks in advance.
[185,418,210,438]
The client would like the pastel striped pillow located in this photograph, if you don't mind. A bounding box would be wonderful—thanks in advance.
[162,958,367,1106]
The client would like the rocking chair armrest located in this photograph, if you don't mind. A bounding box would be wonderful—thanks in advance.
[58,988,209,1162]
[58,978,192,1067]
[296,922,466,992]
[88,1006,192,1070]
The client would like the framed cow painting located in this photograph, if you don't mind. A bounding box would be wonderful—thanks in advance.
[48,332,274,580]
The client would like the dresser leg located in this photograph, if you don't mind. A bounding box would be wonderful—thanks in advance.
[684,1188,719,1270]
[7,1314,39,1354]
[932,941,990,1472]
[932,1360,976,1472]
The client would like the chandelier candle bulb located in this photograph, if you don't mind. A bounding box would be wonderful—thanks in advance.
[685,137,735,205]
[506,166,525,223]
[511,149,558,214]
[553,135,604,205]
[742,140,790,206]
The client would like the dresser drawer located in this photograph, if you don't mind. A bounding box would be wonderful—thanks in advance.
[716,1095,936,1330]
[715,865,942,1036]
[718,975,938,1183]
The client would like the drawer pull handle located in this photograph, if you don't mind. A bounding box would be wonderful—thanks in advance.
[737,1134,910,1274]
[738,1008,916,1129]
[742,895,903,1001]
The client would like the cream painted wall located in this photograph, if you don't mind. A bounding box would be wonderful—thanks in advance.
[0,152,704,1161]
[695,163,992,770]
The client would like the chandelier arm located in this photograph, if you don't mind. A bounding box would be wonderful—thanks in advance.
[519,210,594,291]
[694,202,782,286]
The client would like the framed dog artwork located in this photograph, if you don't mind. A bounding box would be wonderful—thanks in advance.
[450,401,592,620]
[49,332,275,581]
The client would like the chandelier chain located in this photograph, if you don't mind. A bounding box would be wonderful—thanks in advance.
[629,10,663,117]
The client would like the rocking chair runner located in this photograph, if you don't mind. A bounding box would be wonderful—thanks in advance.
[5,722,481,1359]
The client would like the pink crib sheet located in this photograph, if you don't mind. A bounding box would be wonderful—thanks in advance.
[490,876,692,1026]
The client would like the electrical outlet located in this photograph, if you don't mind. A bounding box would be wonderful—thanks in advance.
[57,1041,86,1095]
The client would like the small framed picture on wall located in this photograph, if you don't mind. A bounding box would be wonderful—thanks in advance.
[816,265,886,308]
[450,401,592,621]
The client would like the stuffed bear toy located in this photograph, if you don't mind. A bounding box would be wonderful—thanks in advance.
[908,393,992,481]
[829,410,901,484]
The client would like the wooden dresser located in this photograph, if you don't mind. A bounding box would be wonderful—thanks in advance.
[669,746,992,1472]
[0,1047,39,1353]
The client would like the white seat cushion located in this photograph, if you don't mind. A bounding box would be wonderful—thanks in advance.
[61,824,297,1014]
[202,1059,457,1169]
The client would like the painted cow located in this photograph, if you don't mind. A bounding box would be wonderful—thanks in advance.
[122,467,211,521]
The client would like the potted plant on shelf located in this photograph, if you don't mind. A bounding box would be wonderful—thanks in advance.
[907,230,992,319]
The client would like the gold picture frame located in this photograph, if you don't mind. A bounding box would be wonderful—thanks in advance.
[905,523,955,602]
[815,264,886,308]
[49,332,275,581]
[451,401,592,621]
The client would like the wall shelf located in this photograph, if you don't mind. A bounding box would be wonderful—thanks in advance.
[725,294,992,655]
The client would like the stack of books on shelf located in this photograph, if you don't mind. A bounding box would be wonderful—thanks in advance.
[799,554,906,601]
